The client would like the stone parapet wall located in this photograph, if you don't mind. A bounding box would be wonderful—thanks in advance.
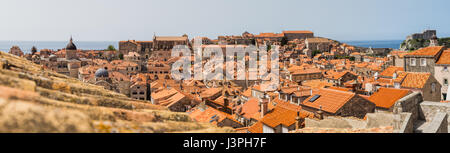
[419,101,450,131]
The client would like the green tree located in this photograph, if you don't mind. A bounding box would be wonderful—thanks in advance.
[438,37,450,47]
[312,50,321,57]
[107,45,116,51]
[118,53,124,60]
[280,36,288,46]
[349,56,355,61]
[250,39,256,45]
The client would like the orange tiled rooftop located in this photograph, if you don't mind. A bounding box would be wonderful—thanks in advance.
[302,88,355,114]
[406,46,445,57]
[368,88,410,109]
[436,50,450,65]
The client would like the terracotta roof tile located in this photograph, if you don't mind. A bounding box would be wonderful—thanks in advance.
[393,71,408,83]
[247,121,263,133]
[302,79,334,89]
[200,88,222,98]
[242,88,252,98]
[254,32,284,38]
[380,66,404,77]
[436,50,450,65]
[282,30,313,34]
[376,78,395,86]
[400,72,431,89]
[272,98,303,111]
[151,88,178,102]
[368,88,410,109]
[306,38,330,43]
[240,98,260,120]
[406,46,444,57]
[325,71,354,80]
[328,86,352,92]
[260,106,313,128]
[301,88,355,114]
[291,68,322,75]
[189,106,238,126]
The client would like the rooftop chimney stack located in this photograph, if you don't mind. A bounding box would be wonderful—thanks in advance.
[224,97,230,108]
[295,111,303,130]
[260,93,269,118]
[317,105,324,120]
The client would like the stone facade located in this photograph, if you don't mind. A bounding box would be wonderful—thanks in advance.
[301,95,376,119]
[9,46,23,57]
[290,71,323,83]
[218,32,255,45]
[118,40,141,55]
[420,75,441,102]
[119,36,190,62]
[434,65,449,100]
[393,55,405,67]
[130,83,149,100]
[335,95,376,118]
[404,56,438,75]
[392,92,423,122]
[66,49,77,60]
[419,102,450,132]
[406,30,436,41]
[282,31,314,41]
[305,38,331,52]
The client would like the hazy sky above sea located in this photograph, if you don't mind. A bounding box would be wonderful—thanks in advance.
[0,0,449,41]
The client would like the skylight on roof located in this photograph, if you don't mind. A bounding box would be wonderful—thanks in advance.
[309,95,321,102]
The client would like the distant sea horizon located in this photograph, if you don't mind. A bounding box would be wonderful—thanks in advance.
[0,41,118,53]
[341,40,403,49]
[0,40,403,54]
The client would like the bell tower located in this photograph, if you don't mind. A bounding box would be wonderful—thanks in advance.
[429,34,438,47]
[66,37,78,60]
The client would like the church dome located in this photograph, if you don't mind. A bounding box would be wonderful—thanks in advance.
[95,68,109,78]
[66,37,77,50]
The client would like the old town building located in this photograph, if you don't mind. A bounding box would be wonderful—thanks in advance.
[404,46,446,76]
[14,29,450,133]
[305,37,332,52]
[434,49,450,100]
[394,72,441,102]
[9,46,23,57]
[282,30,314,41]
[300,88,376,118]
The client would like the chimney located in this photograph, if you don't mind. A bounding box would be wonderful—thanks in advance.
[317,105,324,120]
[224,97,230,108]
[260,93,269,118]
[295,111,302,130]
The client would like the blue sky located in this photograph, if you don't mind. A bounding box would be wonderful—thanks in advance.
[0,0,449,41]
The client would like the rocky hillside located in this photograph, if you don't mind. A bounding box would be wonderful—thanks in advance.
[400,38,431,51]
[0,51,234,133]
[400,37,450,51]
